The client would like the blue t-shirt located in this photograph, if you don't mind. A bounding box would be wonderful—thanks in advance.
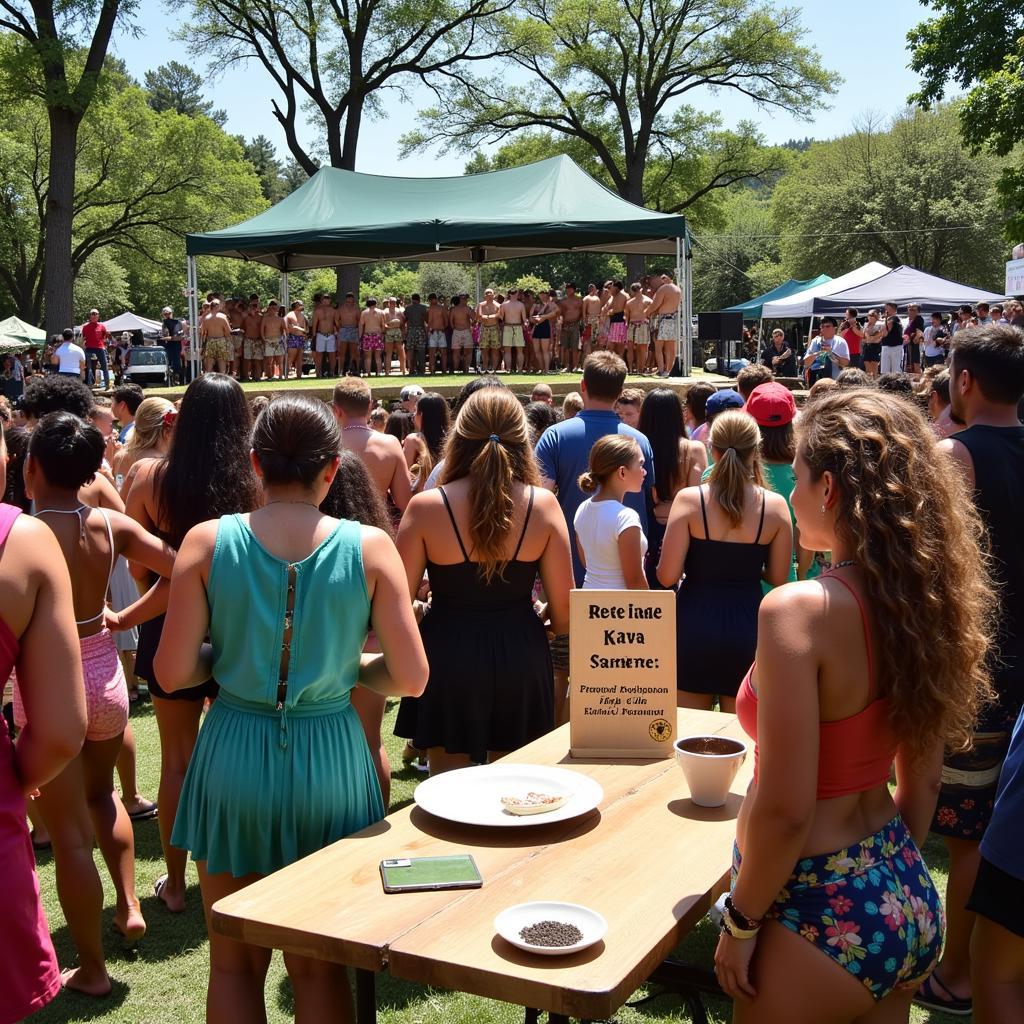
[981,705,1024,881]
[534,409,654,586]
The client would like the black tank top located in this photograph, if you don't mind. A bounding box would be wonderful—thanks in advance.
[956,424,1024,658]
[683,486,770,586]
[428,486,539,613]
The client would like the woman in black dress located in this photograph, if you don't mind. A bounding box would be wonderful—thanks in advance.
[657,410,792,711]
[395,387,572,774]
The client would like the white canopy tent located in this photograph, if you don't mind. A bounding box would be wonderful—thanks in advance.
[760,262,891,319]
[100,311,163,335]
[801,264,1007,315]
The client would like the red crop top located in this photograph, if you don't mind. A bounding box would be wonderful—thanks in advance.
[735,573,897,800]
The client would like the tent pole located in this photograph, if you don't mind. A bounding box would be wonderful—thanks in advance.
[187,256,199,381]
[281,270,290,309]
[757,316,764,364]
[680,237,693,377]
[475,262,482,305]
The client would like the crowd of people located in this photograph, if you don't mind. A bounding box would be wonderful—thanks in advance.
[1,317,1023,1024]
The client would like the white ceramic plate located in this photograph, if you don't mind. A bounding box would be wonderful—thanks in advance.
[494,901,608,956]
[413,764,603,827]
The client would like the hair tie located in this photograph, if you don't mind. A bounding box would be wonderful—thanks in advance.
[163,408,178,428]
[489,433,501,444]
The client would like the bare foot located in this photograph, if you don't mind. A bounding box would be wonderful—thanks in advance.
[61,966,112,998]
[154,874,186,913]
[113,904,146,946]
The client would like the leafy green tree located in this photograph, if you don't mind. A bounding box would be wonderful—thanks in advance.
[363,264,420,303]
[144,60,226,125]
[418,263,472,300]
[73,248,129,321]
[0,1,137,333]
[408,0,831,277]
[0,75,266,321]
[692,189,782,311]
[908,1,1024,239]
[769,105,1006,289]
[241,134,285,203]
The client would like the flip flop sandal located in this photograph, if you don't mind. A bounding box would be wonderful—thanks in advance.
[127,800,158,821]
[913,972,973,1016]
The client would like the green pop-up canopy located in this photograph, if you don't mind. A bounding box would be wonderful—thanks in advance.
[0,315,47,347]
[725,275,832,320]
[186,156,690,271]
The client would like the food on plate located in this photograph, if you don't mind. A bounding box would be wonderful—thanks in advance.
[500,791,568,816]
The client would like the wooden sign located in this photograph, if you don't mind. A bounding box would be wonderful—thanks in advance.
[569,589,677,759]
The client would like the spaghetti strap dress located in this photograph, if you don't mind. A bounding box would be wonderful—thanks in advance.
[675,486,770,697]
[395,486,554,762]
[171,514,384,878]
[0,504,61,1023]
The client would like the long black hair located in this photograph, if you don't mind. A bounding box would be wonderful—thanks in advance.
[319,450,393,536]
[638,388,686,499]
[156,374,261,547]
[3,425,31,511]
[416,392,450,463]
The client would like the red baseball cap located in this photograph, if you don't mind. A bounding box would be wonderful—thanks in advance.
[746,382,796,427]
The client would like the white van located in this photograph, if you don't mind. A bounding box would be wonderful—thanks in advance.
[123,345,170,388]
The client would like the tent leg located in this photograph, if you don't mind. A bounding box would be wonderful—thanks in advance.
[475,263,482,306]
[757,317,764,364]
[281,271,290,309]
[187,256,200,382]
[679,237,692,377]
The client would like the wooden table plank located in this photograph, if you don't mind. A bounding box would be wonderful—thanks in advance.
[386,715,750,1019]
[211,706,747,1007]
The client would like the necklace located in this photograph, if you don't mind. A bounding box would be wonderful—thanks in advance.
[264,499,319,509]
[342,424,372,433]
[827,559,857,571]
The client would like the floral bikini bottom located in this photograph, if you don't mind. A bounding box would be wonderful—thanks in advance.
[732,815,944,1001]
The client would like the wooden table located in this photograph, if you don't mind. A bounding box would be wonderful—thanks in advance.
[213,708,752,1023]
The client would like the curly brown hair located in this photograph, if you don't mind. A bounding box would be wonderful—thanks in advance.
[440,388,541,583]
[797,390,995,760]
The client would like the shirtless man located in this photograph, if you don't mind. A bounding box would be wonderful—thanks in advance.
[601,281,628,358]
[261,301,287,380]
[558,282,584,374]
[581,283,603,358]
[476,288,502,374]
[241,296,264,381]
[335,293,361,376]
[403,293,428,376]
[425,294,449,375]
[499,289,527,373]
[311,294,337,379]
[448,296,477,374]
[201,298,233,374]
[283,300,308,379]
[625,282,653,375]
[225,298,245,377]
[358,298,387,376]
[646,269,682,377]
[382,297,405,377]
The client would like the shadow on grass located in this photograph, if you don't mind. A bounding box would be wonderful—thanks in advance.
[38,978,130,1022]
[273,966,431,1016]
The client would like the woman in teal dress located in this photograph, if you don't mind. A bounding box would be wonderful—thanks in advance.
[745,382,820,587]
[155,395,428,1024]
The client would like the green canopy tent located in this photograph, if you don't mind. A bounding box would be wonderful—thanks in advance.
[185,155,693,375]
[725,275,832,320]
[0,315,47,348]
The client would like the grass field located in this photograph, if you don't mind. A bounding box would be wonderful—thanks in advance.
[31,700,958,1024]
[147,367,719,400]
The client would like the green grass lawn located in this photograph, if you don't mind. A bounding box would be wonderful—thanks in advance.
[31,699,958,1023]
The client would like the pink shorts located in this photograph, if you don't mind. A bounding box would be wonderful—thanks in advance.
[607,320,627,343]
[361,332,383,351]
[13,629,128,742]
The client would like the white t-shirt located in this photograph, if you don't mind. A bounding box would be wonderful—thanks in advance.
[55,341,86,374]
[573,496,647,589]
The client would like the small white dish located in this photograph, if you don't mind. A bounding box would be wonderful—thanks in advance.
[494,901,608,956]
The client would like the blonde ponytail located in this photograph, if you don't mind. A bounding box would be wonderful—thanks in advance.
[578,471,598,493]
[577,434,641,495]
[708,410,763,526]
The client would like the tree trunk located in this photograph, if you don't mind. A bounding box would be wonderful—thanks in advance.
[44,107,81,336]
[622,164,648,284]
[334,103,363,301]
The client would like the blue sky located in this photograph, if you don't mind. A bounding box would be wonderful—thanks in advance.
[112,0,934,177]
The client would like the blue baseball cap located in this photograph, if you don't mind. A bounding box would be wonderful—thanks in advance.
[705,389,745,416]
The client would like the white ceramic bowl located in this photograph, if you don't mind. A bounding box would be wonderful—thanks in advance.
[494,901,608,956]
